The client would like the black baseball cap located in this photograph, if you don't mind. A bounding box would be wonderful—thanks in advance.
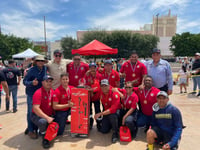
[42,75,54,81]
[53,49,63,55]
[152,48,161,54]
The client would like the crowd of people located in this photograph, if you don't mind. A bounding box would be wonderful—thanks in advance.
[2,48,200,149]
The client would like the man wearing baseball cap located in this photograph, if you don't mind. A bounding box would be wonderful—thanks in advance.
[84,62,102,129]
[145,48,173,95]
[94,79,121,143]
[146,91,183,150]
[46,49,72,89]
[99,59,120,88]
[31,75,55,148]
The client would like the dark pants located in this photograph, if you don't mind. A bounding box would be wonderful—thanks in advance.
[117,109,138,135]
[100,113,119,134]
[158,84,168,93]
[137,112,152,127]
[6,85,18,111]
[31,113,48,134]
[54,110,70,135]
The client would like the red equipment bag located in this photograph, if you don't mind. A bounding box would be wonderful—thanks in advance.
[119,126,132,142]
[44,122,59,141]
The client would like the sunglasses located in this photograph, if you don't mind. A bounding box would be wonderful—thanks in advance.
[55,55,61,57]
[125,87,132,89]
[74,58,80,61]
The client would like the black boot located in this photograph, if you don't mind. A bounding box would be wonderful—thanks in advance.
[96,119,102,131]
[90,117,94,129]
[42,139,50,149]
[111,132,119,143]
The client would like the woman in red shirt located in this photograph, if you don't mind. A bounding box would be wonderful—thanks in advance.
[113,81,138,138]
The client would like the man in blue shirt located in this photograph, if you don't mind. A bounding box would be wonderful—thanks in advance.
[23,55,47,139]
[145,48,173,95]
[146,91,183,150]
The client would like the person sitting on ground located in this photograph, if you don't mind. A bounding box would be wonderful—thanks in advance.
[53,73,74,135]
[112,81,138,138]
[146,91,183,150]
[31,75,55,149]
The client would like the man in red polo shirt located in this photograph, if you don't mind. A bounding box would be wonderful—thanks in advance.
[94,79,121,143]
[120,51,147,87]
[31,75,55,149]
[53,73,74,135]
[67,54,89,87]
[84,62,102,129]
[134,75,160,130]
[99,59,120,88]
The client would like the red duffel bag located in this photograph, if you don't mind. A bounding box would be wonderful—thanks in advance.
[44,122,59,141]
[119,126,132,142]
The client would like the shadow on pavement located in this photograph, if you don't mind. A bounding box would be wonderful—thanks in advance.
[3,132,43,150]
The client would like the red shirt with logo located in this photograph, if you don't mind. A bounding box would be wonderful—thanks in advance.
[120,60,147,87]
[100,69,120,87]
[100,86,121,114]
[134,86,160,116]
[53,85,74,111]
[67,62,89,87]
[84,73,102,101]
[118,89,138,110]
[32,87,54,116]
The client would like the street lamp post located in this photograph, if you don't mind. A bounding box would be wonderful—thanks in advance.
[156,13,159,36]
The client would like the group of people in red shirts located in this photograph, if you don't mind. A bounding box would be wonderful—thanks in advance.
[24,49,183,150]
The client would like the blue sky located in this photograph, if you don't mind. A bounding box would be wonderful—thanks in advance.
[0,0,199,41]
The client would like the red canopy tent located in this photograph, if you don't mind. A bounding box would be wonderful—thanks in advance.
[71,39,118,56]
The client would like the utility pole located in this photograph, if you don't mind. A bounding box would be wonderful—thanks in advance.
[44,16,47,57]
[156,13,159,36]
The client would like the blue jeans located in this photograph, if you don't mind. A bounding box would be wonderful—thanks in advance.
[6,85,18,111]
[192,76,200,91]
[27,95,37,132]
[54,110,70,135]
[136,112,152,127]
[31,113,48,134]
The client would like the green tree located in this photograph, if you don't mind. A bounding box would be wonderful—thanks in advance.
[61,36,79,59]
[0,33,34,60]
[170,32,200,56]
[80,30,159,59]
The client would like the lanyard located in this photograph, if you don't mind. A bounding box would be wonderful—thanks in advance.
[143,88,151,99]
[130,61,137,73]
[74,65,80,75]
[47,90,52,101]
[66,87,71,99]
[124,95,130,105]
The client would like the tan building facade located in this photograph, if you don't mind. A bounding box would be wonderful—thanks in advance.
[152,10,177,37]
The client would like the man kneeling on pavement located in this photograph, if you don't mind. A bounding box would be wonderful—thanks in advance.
[146,91,183,150]
[31,75,56,149]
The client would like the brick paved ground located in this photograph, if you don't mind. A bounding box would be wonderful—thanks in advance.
[0,80,199,150]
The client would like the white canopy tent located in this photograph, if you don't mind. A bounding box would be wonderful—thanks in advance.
[12,48,40,58]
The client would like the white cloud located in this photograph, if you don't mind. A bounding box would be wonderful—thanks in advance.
[0,10,69,41]
[177,18,200,33]
[20,0,56,14]
[150,0,189,10]
[88,3,145,30]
